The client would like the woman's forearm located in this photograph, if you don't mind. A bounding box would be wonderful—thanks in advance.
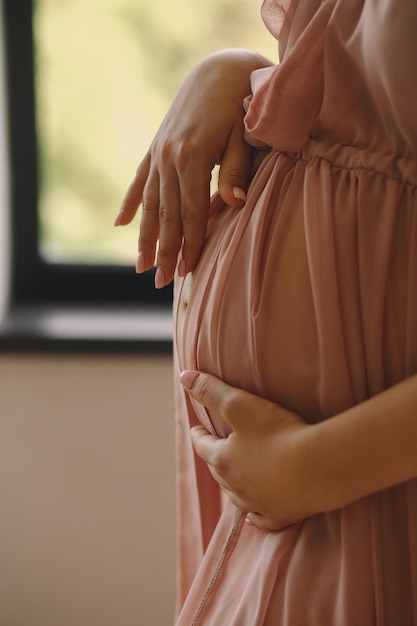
[303,374,417,512]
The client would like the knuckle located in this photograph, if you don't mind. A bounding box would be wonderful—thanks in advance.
[157,235,182,264]
[158,232,181,256]
[211,446,227,474]
[141,198,154,215]
[175,140,194,167]
[159,204,180,226]
[221,389,241,416]
[197,376,212,407]
[224,167,247,185]
[157,246,178,265]
[180,205,197,227]
[142,184,158,214]
[159,139,172,163]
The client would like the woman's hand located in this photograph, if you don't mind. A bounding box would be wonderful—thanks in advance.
[181,370,417,531]
[180,370,313,531]
[115,49,272,288]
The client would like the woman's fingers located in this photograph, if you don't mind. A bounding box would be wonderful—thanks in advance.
[126,147,214,286]
[182,370,311,527]
[180,370,259,433]
[190,426,296,532]
[176,159,212,275]
[115,154,150,226]
[217,126,252,207]
[153,156,212,287]
[137,168,161,274]
[190,424,227,467]
[117,128,252,286]
[148,157,181,286]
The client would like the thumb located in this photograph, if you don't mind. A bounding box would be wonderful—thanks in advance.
[217,129,252,208]
[180,370,252,428]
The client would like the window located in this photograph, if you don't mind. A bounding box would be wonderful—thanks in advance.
[0,0,275,351]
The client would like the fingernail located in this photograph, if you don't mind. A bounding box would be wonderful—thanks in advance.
[154,267,166,289]
[180,370,199,389]
[178,258,186,277]
[232,187,246,202]
[136,252,145,274]
[114,209,124,226]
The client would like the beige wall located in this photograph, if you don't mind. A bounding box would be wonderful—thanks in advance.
[0,354,176,626]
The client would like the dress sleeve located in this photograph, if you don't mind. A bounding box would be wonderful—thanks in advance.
[244,1,334,152]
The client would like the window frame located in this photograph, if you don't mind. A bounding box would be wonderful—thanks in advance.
[0,0,173,353]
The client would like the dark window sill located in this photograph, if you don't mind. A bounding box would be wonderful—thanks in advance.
[0,304,173,354]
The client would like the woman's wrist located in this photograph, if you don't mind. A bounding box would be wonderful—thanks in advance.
[190,48,273,93]
[297,374,417,514]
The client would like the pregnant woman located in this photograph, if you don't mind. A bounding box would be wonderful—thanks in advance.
[116,0,417,623]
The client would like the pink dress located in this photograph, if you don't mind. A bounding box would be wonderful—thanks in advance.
[174,0,417,623]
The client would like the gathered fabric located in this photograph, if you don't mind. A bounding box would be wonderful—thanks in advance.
[173,0,417,623]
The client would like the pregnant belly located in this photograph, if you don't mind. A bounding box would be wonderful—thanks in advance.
[174,174,324,432]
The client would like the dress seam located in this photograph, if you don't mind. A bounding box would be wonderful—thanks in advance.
[190,509,245,626]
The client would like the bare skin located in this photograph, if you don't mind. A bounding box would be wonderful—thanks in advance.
[181,370,417,531]
[115,49,273,288]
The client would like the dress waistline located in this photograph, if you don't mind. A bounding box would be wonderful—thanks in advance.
[282,139,417,189]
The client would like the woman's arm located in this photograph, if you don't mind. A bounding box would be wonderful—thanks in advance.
[180,370,417,530]
[115,49,273,288]
[304,373,417,512]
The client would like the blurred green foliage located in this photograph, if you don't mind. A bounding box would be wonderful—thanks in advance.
[34,0,277,264]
